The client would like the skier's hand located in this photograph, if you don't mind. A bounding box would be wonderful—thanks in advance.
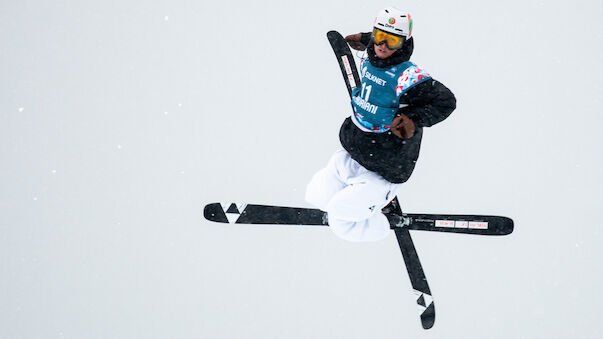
[345,33,367,51]
[391,114,415,139]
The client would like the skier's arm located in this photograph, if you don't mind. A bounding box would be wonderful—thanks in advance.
[344,32,372,51]
[398,79,456,128]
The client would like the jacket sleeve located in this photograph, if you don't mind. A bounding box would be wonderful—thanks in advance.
[398,79,456,128]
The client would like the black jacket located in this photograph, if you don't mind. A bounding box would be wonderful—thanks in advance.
[339,33,456,183]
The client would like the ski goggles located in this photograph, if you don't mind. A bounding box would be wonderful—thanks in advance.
[371,28,405,50]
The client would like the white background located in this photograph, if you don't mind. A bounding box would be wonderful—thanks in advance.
[1,0,602,338]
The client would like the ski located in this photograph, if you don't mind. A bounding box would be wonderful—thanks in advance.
[203,203,513,236]
[387,198,435,329]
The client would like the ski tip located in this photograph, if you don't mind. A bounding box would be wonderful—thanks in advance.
[203,203,228,223]
[500,217,514,235]
[420,303,436,329]
[326,30,342,39]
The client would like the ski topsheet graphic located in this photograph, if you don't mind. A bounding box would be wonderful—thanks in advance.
[327,30,361,97]
[204,202,513,236]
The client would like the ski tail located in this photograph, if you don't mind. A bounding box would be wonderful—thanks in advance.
[204,203,327,225]
[395,229,436,329]
[389,197,435,329]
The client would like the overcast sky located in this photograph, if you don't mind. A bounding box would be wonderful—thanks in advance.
[1,0,602,338]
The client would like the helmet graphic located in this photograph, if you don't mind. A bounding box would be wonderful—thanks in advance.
[373,7,413,38]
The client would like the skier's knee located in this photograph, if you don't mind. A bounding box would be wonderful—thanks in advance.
[328,218,355,240]
[328,215,390,242]
[326,194,375,222]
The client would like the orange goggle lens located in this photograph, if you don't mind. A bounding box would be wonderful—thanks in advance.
[371,28,405,50]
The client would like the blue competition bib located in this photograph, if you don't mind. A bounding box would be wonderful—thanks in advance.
[351,53,432,132]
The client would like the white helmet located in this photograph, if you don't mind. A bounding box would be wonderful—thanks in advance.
[373,7,413,38]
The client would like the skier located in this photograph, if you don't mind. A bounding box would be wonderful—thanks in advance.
[305,7,456,242]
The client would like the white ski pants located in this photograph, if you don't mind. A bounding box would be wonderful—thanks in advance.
[305,149,401,242]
